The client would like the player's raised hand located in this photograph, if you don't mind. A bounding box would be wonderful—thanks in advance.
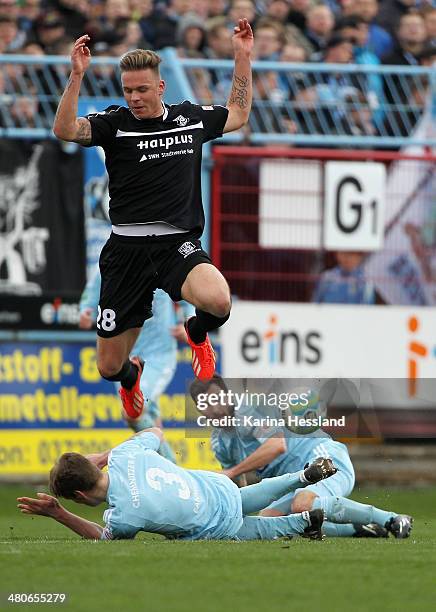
[232,19,254,56]
[71,34,91,75]
[17,493,63,519]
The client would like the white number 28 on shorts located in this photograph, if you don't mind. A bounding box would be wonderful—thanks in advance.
[97,306,117,332]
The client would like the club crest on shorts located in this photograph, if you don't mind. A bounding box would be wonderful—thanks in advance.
[174,115,189,127]
[178,241,197,257]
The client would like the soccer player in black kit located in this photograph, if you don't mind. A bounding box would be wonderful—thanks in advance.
[53,20,254,420]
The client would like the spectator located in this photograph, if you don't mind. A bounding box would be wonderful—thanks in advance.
[50,0,90,40]
[208,0,228,20]
[334,15,383,126]
[382,11,427,125]
[133,0,154,45]
[192,0,209,20]
[187,65,215,103]
[303,4,335,54]
[110,20,150,56]
[227,0,257,30]
[287,0,313,32]
[0,15,27,52]
[81,41,124,96]
[146,0,196,50]
[354,0,394,58]
[265,0,291,25]
[268,0,315,57]
[205,23,233,100]
[313,252,378,304]
[421,5,436,41]
[177,13,207,56]
[88,0,131,46]
[0,0,20,20]
[376,0,416,39]
[253,19,286,59]
[382,11,426,64]
[417,38,436,65]
[340,0,363,17]
[307,35,363,135]
[343,90,378,136]
[205,22,233,58]
[34,10,67,53]
[10,95,39,128]
[280,41,307,61]
[250,70,291,134]
[18,0,43,36]
[383,73,429,138]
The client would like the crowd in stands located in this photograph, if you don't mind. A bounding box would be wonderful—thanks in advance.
[0,1,435,138]
[0,0,434,62]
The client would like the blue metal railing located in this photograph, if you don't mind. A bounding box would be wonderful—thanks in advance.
[0,53,435,148]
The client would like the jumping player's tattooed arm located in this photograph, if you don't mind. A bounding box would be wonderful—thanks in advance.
[223,18,254,134]
[53,34,92,145]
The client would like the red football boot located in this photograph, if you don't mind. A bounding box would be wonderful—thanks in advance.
[185,319,216,380]
[119,356,144,419]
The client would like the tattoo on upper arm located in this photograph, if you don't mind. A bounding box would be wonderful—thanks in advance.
[74,118,92,145]
[228,74,249,109]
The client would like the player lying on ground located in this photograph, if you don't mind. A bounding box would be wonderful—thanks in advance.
[190,377,413,539]
[17,428,337,541]
[53,19,254,422]
[80,267,195,462]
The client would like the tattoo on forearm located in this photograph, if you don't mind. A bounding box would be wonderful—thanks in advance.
[229,74,249,109]
[75,118,91,144]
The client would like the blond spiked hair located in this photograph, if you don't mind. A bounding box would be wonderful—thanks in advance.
[119,49,162,74]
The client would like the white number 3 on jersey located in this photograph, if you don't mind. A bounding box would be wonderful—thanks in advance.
[146,467,191,500]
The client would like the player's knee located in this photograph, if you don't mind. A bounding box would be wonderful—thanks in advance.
[208,292,231,317]
[291,492,317,513]
[97,358,124,380]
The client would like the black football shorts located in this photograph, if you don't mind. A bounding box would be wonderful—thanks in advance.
[97,232,211,338]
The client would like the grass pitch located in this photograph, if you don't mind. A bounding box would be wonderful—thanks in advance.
[0,485,435,612]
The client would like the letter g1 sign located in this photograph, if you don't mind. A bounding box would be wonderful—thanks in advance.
[324,162,386,251]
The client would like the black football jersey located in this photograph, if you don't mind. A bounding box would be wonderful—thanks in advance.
[85,101,228,233]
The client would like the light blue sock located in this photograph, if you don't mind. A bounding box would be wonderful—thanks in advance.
[240,472,306,514]
[234,514,307,540]
[312,496,395,527]
[322,522,356,537]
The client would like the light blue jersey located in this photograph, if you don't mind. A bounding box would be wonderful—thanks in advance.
[102,432,243,540]
[80,266,195,420]
[212,407,355,504]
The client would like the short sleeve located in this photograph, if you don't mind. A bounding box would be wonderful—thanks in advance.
[102,509,138,540]
[191,104,229,143]
[85,105,121,147]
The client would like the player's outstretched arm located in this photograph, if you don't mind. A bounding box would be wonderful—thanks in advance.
[53,34,92,145]
[223,18,253,134]
[222,437,287,480]
[17,493,104,540]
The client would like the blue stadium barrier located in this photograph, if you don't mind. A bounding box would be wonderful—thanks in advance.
[0,51,435,148]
